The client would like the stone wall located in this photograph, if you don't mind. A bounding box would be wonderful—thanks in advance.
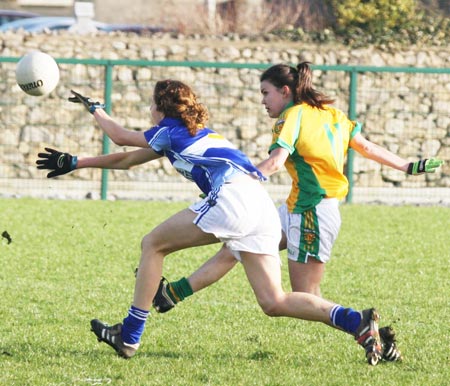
[0,30,449,202]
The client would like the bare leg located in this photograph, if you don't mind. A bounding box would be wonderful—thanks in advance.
[279,231,287,251]
[288,259,325,297]
[133,208,218,310]
[187,244,238,292]
[187,230,286,292]
[240,251,334,325]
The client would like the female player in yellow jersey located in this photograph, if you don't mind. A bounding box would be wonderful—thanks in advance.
[152,63,443,362]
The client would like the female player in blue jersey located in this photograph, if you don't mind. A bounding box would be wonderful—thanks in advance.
[37,80,386,364]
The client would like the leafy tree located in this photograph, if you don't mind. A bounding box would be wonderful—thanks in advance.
[330,0,418,35]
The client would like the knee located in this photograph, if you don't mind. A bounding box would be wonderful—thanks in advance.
[141,233,152,251]
[141,232,166,255]
[258,296,284,317]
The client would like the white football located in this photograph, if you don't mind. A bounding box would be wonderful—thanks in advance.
[15,51,60,96]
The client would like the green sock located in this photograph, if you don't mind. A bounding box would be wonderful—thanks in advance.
[167,277,193,304]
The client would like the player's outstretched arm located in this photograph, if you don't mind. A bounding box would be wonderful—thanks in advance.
[69,90,148,148]
[36,148,161,178]
[76,148,162,170]
[350,133,444,174]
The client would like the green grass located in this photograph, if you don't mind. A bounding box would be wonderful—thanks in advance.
[0,198,449,386]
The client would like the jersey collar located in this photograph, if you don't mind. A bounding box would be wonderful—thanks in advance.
[281,101,295,113]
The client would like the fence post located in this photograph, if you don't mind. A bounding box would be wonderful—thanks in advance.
[100,63,113,200]
[345,69,358,204]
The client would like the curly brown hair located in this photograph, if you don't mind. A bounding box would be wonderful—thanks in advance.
[153,80,209,135]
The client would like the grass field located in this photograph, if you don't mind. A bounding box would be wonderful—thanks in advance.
[1,198,449,386]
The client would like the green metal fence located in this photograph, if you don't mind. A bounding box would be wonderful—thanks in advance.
[0,57,449,205]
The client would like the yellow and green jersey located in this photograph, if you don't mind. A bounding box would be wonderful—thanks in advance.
[269,103,361,213]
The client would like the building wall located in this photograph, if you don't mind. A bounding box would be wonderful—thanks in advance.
[0,0,216,23]
[94,0,199,24]
[0,30,448,204]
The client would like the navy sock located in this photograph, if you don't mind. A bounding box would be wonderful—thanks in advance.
[330,305,361,334]
[121,305,149,345]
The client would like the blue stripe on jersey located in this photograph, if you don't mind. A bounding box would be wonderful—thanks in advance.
[144,117,264,194]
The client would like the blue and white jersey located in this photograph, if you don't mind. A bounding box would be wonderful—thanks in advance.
[144,117,265,194]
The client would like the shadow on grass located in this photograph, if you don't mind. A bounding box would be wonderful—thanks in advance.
[248,350,277,361]
[96,348,279,362]
[3,340,285,364]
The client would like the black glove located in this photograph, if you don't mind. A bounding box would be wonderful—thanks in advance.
[36,148,78,178]
[68,89,105,114]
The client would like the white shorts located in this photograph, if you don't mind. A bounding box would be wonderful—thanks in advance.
[278,198,341,263]
[190,178,281,262]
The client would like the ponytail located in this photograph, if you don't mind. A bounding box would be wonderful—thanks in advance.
[295,62,334,108]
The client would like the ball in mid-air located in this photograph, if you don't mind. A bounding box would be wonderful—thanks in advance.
[15,51,60,96]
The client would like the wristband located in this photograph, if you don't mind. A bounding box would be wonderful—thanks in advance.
[89,103,105,114]
[71,155,78,170]
[406,160,427,175]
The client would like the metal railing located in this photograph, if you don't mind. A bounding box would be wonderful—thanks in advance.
[1,57,449,204]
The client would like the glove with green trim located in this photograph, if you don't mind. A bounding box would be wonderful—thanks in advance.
[68,89,105,114]
[407,158,443,175]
